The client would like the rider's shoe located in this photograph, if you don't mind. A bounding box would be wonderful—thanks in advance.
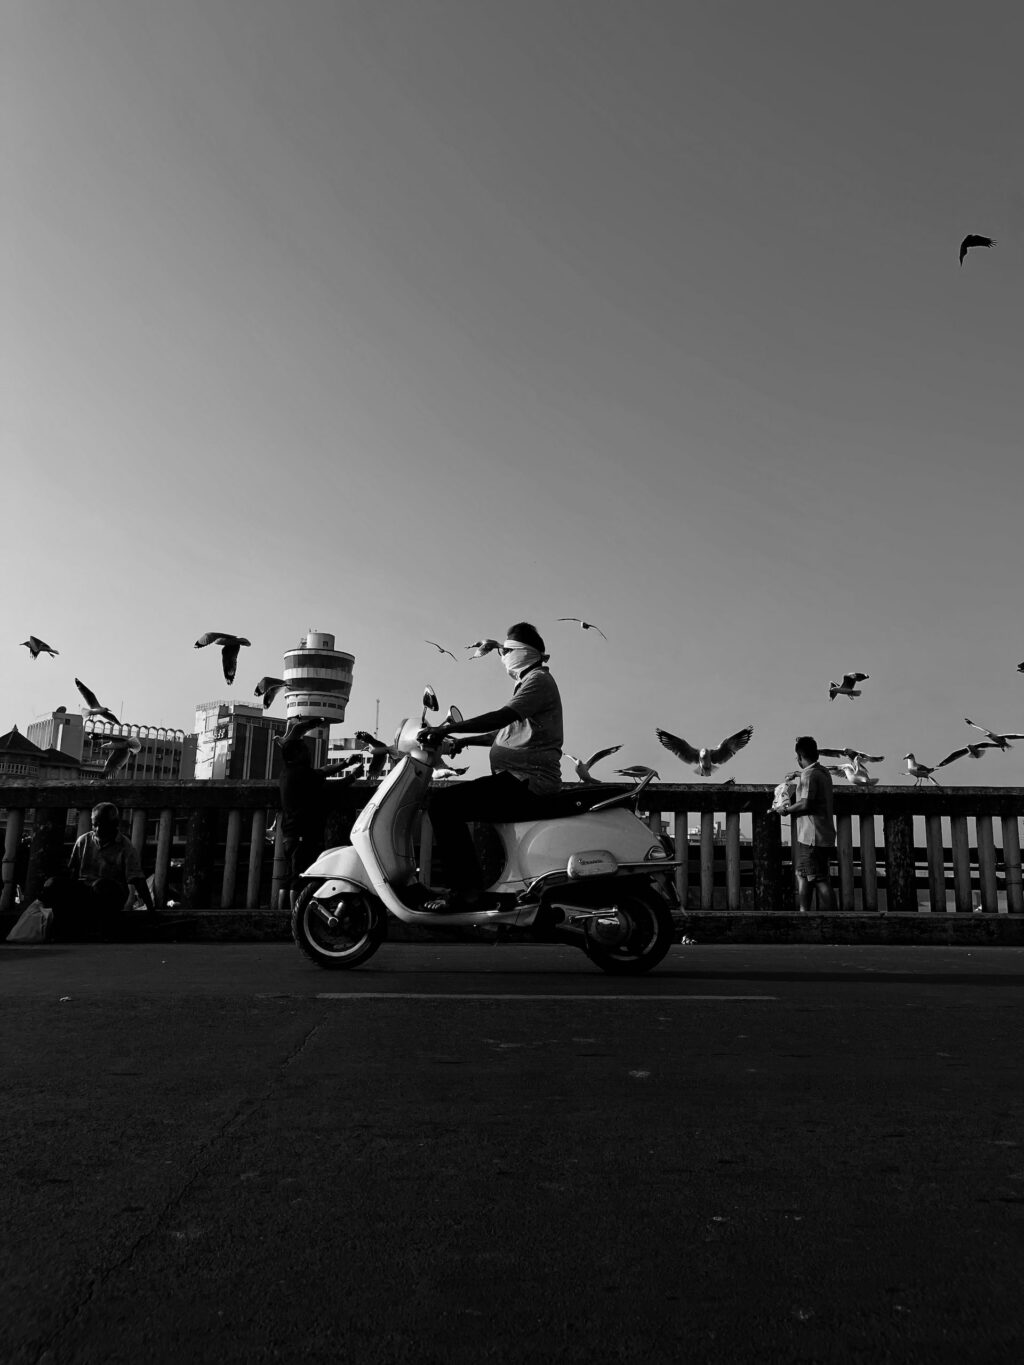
[423,891,503,914]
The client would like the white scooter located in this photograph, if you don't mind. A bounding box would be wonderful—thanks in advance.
[291,697,682,974]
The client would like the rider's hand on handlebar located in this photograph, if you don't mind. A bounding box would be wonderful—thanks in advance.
[443,736,468,757]
[417,725,450,748]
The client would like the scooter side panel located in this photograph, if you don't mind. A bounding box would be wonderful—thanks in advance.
[502,808,661,882]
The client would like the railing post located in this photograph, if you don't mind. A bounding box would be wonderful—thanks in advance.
[725,811,741,912]
[976,816,998,913]
[673,812,689,911]
[836,813,854,912]
[25,805,69,905]
[130,808,147,859]
[221,808,243,910]
[1,809,26,912]
[153,808,174,907]
[270,821,288,911]
[1002,816,1022,914]
[183,807,219,909]
[246,809,267,909]
[752,809,781,912]
[925,814,946,913]
[882,812,917,913]
[859,814,878,914]
[950,816,972,913]
[699,811,715,911]
[418,812,433,886]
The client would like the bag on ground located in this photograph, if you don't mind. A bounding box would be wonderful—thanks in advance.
[6,899,54,944]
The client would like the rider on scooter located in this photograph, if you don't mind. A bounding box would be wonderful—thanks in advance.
[418,621,562,912]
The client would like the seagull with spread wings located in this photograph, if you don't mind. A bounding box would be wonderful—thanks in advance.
[825,761,879,788]
[964,718,1024,752]
[75,678,120,725]
[21,635,59,659]
[935,741,1000,768]
[903,753,941,787]
[819,746,885,765]
[466,638,501,659]
[195,632,251,685]
[656,724,754,777]
[959,234,996,265]
[254,677,288,710]
[425,641,457,660]
[829,672,869,701]
[563,744,622,784]
[99,736,142,778]
[557,618,607,639]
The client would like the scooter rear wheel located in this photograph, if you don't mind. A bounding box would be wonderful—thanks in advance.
[292,883,386,969]
[581,889,675,975]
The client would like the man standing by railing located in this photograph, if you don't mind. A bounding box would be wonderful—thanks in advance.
[778,736,837,912]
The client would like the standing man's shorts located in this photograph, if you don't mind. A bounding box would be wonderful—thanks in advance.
[796,844,832,882]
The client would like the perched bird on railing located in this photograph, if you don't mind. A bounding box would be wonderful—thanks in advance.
[21,635,59,659]
[254,677,288,710]
[614,765,661,782]
[466,638,502,659]
[195,632,251,684]
[100,736,142,778]
[963,718,1024,752]
[828,672,869,701]
[819,746,885,765]
[75,677,120,725]
[564,744,622,783]
[825,761,879,787]
[935,741,1000,769]
[655,724,753,777]
[903,753,941,786]
[557,618,608,639]
[959,233,996,265]
[425,641,458,660]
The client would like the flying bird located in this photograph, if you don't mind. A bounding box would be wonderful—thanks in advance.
[935,741,1000,768]
[564,744,622,784]
[75,678,120,725]
[425,640,457,660]
[963,718,1024,751]
[466,638,502,659]
[254,677,288,710]
[194,632,251,685]
[655,724,754,777]
[1017,661,1024,673]
[21,636,59,659]
[903,753,941,787]
[829,672,869,701]
[825,762,879,787]
[819,747,885,765]
[99,736,142,778]
[959,234,996,266]
[614,765,660,782]
[557,618,608,639]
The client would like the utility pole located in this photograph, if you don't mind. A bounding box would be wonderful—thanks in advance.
[374,698,380,737]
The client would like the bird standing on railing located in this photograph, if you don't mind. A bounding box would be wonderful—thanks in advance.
[903,753,941,786]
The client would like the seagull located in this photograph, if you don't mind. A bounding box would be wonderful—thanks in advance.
[432,764,468,780]
[963,718,1024,752]
[466,638,502,659]
[935,741,1000,768]
[1017,661,1024,673]
[99,736,142,778]
[195,632,251,685]
[21,636,59,659]
[903,753,941,787]
[825,762,879,787]
[278,715,330,747]
[829,673,869,701]
[655,724,754,777]
[614,765,660,782]
[564,744,622,783]
[819,747,885,765]
[353,731,399,779]
[75,678,120,725]
[557,618,608,639]
[425,641,458,660]
[959,234,996,266]
[254,677,288,710]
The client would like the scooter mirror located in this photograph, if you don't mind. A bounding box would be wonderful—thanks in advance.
[422,685,439,713]
[445,706,463,726]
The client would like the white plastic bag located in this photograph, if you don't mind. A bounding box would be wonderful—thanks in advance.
[771,781,795,814]
[6,899,53,944]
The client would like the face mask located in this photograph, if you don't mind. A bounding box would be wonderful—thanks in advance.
[502,642,542,679]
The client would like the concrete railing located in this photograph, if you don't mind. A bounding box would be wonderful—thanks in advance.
[2,781,1022,915]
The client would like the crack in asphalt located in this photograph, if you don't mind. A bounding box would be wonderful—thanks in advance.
[29,1021,322,1365]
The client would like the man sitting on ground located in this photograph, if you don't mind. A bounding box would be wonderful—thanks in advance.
[43,802,157,938]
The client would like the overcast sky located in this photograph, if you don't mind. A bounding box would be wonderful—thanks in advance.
[5,0,1023,786]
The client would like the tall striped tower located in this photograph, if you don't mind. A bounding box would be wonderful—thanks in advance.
[283,630,355,725]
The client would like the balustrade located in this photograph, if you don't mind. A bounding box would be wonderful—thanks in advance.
[0,781,1022,915]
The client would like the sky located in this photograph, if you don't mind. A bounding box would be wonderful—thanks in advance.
[4,0,1024,787]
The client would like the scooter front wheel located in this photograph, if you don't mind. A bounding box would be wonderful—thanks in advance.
[581,888,675,975]
[292,883,386,970]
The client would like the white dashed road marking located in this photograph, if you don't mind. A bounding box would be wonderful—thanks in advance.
[313,993,777,1001]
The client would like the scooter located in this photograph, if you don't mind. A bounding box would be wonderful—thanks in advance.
[292,697,683,974]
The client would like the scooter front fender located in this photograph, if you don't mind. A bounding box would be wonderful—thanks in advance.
[302,844,371,891]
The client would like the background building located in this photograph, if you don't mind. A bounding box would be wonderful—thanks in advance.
[0,726,83,780]
[27,711,196,781]
[283,630,354,725]
[194,702,327,781]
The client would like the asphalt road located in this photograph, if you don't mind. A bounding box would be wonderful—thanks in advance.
[3,943,1023,1364]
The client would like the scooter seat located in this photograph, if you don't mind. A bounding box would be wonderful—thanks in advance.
[521,785,632,821]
